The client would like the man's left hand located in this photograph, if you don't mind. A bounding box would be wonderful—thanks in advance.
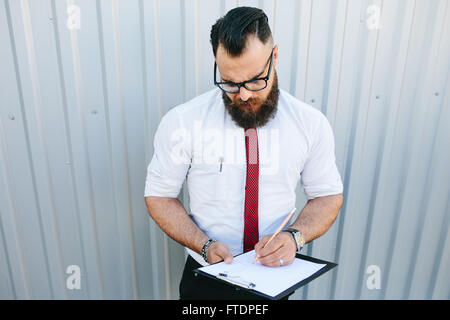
[254,232,297,267]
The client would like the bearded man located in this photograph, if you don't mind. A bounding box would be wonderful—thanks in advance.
[144,6,343,300]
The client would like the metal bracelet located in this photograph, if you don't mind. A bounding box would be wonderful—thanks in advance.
[201,239,217,264]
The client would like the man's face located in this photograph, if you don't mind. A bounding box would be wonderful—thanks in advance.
[215,38,279,128]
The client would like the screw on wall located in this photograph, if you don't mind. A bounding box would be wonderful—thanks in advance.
[9,114,15,120]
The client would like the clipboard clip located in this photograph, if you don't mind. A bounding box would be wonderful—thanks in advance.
[217,272,256,289]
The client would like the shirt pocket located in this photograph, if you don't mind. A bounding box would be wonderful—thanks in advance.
[190,162,230,203]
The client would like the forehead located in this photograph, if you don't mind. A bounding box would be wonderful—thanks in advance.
[215,38,272,82]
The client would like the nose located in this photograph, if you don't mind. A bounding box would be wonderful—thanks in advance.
[238,86,253,102]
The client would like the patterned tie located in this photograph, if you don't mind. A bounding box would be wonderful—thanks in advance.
[243,127,259,253]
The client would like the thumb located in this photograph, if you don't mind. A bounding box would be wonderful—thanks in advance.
[216,243,233,264]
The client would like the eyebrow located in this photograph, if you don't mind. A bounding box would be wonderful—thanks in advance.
[221,64,267,83]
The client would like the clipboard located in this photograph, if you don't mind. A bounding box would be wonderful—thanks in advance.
[193,252,337,300]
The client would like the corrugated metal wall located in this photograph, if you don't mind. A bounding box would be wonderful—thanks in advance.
[0,0,449,300]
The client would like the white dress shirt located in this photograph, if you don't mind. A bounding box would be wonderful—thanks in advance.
[144,88,343,266]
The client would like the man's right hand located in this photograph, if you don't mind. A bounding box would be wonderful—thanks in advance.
[206,241,234,264]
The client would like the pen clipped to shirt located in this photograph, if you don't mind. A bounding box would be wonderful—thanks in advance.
[255,207,297,262]
[219,156,224,172]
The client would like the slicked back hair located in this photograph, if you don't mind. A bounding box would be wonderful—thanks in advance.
[210,7,272,57]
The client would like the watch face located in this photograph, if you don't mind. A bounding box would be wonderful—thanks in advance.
[296,232,305,247]
[285,228,305,249]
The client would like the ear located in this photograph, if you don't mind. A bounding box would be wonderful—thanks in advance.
[273,44,279,68]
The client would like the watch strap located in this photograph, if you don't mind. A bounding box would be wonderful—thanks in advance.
[283,228,304,252]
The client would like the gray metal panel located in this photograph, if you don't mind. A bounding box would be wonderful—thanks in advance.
[0,0,449,300]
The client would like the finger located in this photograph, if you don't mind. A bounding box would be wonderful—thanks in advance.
[279,248,295,266]
[254,235,272,256]
[276,240,297,265]
[258,252,284,267]
[257,234,285,258]
[255,235,271,251]
[262,254,293,267]
[214,243,234,264]
[256,246,283,267]
[257,245,293,267]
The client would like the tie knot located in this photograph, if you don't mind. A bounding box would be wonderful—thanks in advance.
[245,128,258,165]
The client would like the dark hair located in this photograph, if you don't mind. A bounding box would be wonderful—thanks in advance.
[210,7,272,57]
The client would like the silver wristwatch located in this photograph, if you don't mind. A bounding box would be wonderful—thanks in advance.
[283,228,305,252]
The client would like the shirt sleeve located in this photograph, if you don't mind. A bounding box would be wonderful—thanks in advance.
[301,112,343,200]
[144,108,191,198]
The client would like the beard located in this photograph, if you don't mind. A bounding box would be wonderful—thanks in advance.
[222,71,279,129]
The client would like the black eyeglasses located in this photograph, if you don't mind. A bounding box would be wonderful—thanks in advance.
[214,48,274,93]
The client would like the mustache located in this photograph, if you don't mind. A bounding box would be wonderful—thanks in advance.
[232,97,264,108]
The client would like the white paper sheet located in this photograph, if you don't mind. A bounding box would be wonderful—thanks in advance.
[198,250,326,298]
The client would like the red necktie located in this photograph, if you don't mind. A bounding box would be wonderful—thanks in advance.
[243,128,259,253]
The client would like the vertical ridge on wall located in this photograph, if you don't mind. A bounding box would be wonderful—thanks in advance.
[137,0,158,300]
[56,0,105,299]
[1,0,31,299]
[141,0,166,299]
[23,0,57,298]
[305,0,347,300]
[0,120,28,299]
[105,0,139,299]
[51,0,87,300]
[406,0,450,299]
[425,9,450,299]
[353,0,384,300]
[403,0,449,299]
[68,0,107,300]
[357,0,410,300]
[374,0,416,301]
[330,0,366,299]
[383,0,443,300]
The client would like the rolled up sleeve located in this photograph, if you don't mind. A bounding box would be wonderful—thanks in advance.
[301,112,343,200]
[144,109,191,198]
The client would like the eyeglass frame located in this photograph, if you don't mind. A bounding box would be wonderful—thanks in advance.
[213,47,275,93]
